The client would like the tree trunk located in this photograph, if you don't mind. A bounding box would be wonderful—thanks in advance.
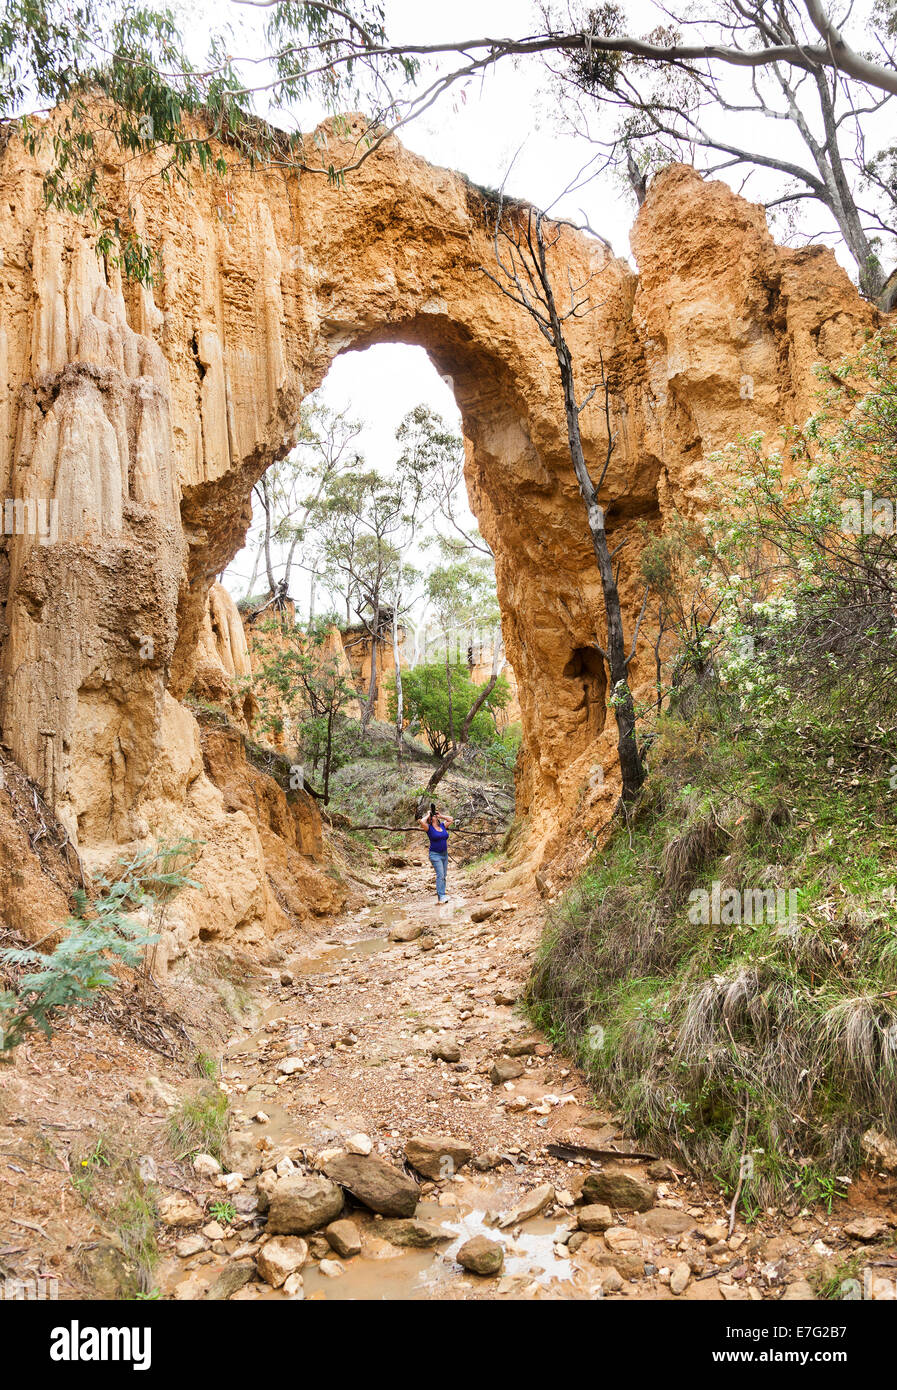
[419,667,503,813]
[323,713,333,804]
[810,69,888,301]
[880,268,897,314]
[548,311,644,799]
[260,473,277,595]
[392,598,404,766]
[361,633,378,736]
[245,539,262,598]
[445,646,455,748]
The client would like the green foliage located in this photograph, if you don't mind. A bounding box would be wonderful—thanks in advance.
[248,617,357,801]
[193,1049,218,1079]
[244,393,363,601]
[426,557,501,638]
[0,838,200,1054]
[315,469,403,633]
[689,331,897,734]
[71,1134,112,1197]
[531,337,897,1205]
[389,662,510,758]
[2,2,415,283]
[167,1085,229,1161]
[112,1160,160,1298]
[69,1138,160,1296]
[208,1197,237,1225]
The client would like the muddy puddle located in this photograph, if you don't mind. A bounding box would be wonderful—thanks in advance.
[296,1182,577,1302]
[288,934,391,975]
[162,1171,581,1303]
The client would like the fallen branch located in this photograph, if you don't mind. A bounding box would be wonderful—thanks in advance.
[546,1142,659,1164]
[347,823,502,837]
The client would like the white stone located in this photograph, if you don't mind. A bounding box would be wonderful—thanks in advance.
[214,1171,244,1193]
[258,1236,309,1289]
[193,1153,223,1177]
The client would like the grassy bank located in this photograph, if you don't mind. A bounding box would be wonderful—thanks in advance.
[531,335,897,1207]
[530,697,897,1207]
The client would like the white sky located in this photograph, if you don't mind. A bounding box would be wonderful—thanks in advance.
[223,344,463,604]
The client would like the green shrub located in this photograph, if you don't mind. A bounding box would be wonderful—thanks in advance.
[0,839,200,1055]
[531,335,897,1205]
[388,662,510,757]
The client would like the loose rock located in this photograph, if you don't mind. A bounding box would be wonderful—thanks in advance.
[457,1235,504,1276]
[781,1280,816,1300]
[498,1183,555,1229]
[430,1037,461,1063]
[578,1204,614,1232]
[604,1226,643,1254]
[389,921,422,943]
[158,1194,204,1229]
[404,1134,473,1180]
[490,1058,525,1085]
[843,1216,888,1242]
[581,1168,656,1213]
[203,1261,256,1300]
[378,1218,452,1248]
[266,1175,344,1235]
[323,1152,419,1217]
[861,1128,897,1173]
[258,1237,309,1288]
[324,1219,362,1258]
[192,1153,222,1178]
[638,1207,697,1237]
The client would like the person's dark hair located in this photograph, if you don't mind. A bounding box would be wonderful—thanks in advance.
[428,802,439,825]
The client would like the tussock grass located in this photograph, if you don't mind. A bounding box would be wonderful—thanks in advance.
[167,1084,229,1161]
[530,702,897,1207]
[112,1161,160,1297]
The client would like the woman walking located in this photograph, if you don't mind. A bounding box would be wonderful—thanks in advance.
[420,802,453,904]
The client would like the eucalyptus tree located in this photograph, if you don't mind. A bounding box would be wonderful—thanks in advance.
[314,469,403,736]
[5,2,894,300]
[549,0,897,305]
[482,197,647,799]
[418,554,507,807]
[244,396,362,610]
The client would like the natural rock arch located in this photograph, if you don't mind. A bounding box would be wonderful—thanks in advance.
[0,113,880,945]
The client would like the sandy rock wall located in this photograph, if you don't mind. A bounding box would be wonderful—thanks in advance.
[0,116,880,917]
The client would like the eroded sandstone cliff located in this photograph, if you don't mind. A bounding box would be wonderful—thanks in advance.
[0,114,881,945]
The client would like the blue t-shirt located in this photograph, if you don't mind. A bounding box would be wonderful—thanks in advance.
[426,820,449,853]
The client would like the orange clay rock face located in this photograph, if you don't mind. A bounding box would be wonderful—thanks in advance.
[0,117,881,938]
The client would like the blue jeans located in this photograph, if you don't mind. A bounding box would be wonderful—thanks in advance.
[429,851,448,899]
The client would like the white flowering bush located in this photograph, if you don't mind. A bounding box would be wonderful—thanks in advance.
[677,332,897,734]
